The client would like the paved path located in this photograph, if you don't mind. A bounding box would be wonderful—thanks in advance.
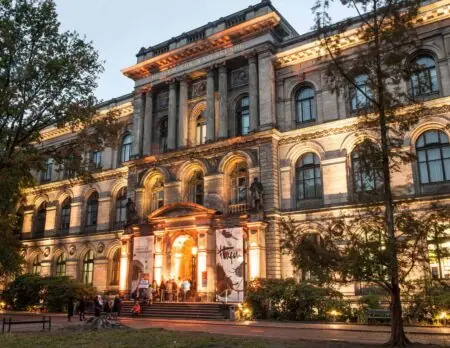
[120,317,450,346]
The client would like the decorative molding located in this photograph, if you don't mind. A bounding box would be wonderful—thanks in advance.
[157,91,169,110]
[191,80,207,98]
[231,67,249,88]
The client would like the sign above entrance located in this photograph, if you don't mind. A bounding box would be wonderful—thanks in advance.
[216,227,244,303]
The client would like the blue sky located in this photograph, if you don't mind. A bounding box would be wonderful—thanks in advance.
[55,0,351,101]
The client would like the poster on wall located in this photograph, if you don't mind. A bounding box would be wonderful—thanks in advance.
[216,227,244,302]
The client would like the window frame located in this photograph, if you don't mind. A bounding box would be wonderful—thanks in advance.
[159,117,168,153]
[32,255,42,274]
[230,162,249,205]
[110,249,121,286]
[85,192,99,230]
[351,142,383,195]
[190,171,204,205]
[115,187,127,229]
[120,134,133,164]
[59,198,71,234]
[410,54,440,98]
[40,158,53,183]
[35,202,47,238]
[236,96,250,136]
[151,178,165,212]
[55,253,67,277]
[196,113,207,145]
[350,74,372,113]
[295,153,322,206]
[295,86,316,124]
[82,250,94,285]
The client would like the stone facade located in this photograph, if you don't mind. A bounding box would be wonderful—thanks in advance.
[20,1,450,297]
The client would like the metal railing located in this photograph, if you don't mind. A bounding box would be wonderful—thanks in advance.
[228,203,248,214]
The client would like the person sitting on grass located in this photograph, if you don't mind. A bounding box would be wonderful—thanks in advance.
[131,301,141,317]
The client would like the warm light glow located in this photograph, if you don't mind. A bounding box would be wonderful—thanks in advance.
[330,310,340,317]
[191,246,198,256]
[197,251,207,290]
[119,256,129,292]
[154,254,163,285]
[439,312,447,320]
[249,249,260,279]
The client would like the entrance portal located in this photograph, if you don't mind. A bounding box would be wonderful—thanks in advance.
[171,235,197,287]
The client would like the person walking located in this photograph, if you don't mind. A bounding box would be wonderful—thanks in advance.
[78,296,86,321]
[182,279,191,302]
[103,298,112,319]
[67,296,74,322]
[94,296,102,317]
[112,296,122,319]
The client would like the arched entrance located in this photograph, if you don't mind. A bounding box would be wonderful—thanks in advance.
[171,235,197,287]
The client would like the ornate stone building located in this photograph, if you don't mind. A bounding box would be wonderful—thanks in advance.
[20,0,450,299]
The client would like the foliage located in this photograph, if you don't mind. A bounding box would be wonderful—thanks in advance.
[2,274,95,312]
[243,278,352,322]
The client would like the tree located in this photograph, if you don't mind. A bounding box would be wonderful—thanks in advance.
[281,1,449,346]
[0,0,121,278]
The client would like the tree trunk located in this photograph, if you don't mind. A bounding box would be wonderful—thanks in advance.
[388,284,411,346]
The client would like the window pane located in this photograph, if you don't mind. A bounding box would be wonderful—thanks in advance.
[419,162,429,184]
[427,148,442,161]
[417,150,426,162]
[425,131,439,145]
[429,160,444,182]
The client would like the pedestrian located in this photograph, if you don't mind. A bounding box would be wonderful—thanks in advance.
[67,296,74,322]
[112,296,122,319]
[78,296,86,321]
[94,296,102,317]
[172,278,178,302]
[131,300,141,317]
[182,279,191,301]
[103,298,112,319]
[159,279,166,302]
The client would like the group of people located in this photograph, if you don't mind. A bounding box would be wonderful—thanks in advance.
[66,295,122,322]
[157,278,192,302]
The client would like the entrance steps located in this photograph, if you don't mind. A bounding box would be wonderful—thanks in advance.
[121,301,230,320]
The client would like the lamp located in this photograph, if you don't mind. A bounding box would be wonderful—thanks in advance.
[191,246,198,256]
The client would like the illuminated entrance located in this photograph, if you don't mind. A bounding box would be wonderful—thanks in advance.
[171,235,197,288]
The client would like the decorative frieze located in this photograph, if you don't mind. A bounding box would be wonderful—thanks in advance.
[191,80,207,98]
[231,67,249,88]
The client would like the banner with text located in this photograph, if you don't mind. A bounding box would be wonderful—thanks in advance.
[216,227,244,302]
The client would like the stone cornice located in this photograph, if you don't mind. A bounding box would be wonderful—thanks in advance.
[122,12,281,81]
[275,0,450,69]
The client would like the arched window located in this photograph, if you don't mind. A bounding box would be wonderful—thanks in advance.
[411,55,439,97]
[41,158,53,183]
[352,142,383,193]
[60,198,71,233]
[55,253,66,277]
[295,87,316,123]
[351,74,372,112]
[120,134,132,163]
[196,113,207,145]
[160,117,168,153]
[82,250,94,285]
[115,187,127,228]
[151,178,165,211]
[190,171,204,205]
[416,130,450,184]
[110,249,121,286]
[32,254,41,274]
[230,162,248,205]
[35,202,47,237]
[85,192,99,229]
[236,96,250,136]
[295,153,322,205]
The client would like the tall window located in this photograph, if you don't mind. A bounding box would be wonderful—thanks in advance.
[90,151,102,170]
[160,117,168,153]
[41,158,53,183]
[352,142,383,193]
[351,74,372,112]
[110,249,121,285]
[196,113,207,145]
[85,192,99,229]
[32,255,41,274]
[35,202,47,237]
[295,87,316,123]
[82,250,94,285]
[63,155,76,179]
[236,96,250,136]
[120,134,132,163]
[115,187,127,228]
[151,178,165,211]
[55,253,66,277]
[295,153,322,205]
[416,130,450,184]
[230,162,248,204]
[60,198,71,233]
[190,171,204,205]
[411,55,439,97]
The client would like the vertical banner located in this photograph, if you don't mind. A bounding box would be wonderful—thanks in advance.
[216,227,244,302]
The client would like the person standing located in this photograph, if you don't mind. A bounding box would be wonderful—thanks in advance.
[103,298,112,319]
[67,296,74,322]
[94,296,102,317]
[112,296,122,318]
[78,296,86,321]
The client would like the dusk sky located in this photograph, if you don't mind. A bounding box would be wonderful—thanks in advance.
[55,0,352,102]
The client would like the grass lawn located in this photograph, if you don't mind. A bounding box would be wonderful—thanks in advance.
[1,328,445,348]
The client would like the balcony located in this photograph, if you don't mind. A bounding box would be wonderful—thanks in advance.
[228,203,248,215]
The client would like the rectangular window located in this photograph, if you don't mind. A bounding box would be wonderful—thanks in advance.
[90,151,102,169]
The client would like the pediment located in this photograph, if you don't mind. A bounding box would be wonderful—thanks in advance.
[147,202,217,221]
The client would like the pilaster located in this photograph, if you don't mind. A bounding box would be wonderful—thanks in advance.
[168,81,178,150]
[248,55,259,132]
[258,51,276,130]
[131,92,145,158]
[218,64,228,139]
[143,90,154,156]
[206,68,215,142]
[178,77,189,148]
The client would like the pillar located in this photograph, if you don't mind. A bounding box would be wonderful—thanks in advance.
[248,55,259,132]
[131,92,145,158]
[143,90,154,156]
[218,64,228,139]
[153,234,164,285]
[167,81,177,150]
[178,77,189,148]
[206,68,215,142]
[258,51,276,129]
[246,222,267,280]
[119,235,132,295]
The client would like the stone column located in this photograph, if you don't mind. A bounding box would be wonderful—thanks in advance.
[246,222,267,280]
[178,77,189,148]
[258,52,276,129]
[119,235,132,295]
[131,92,145,158]
[218,64,228,139]
[206,68,215,142]
[167,82,177,150]
[248,55,259,132]
[143,90,153,156]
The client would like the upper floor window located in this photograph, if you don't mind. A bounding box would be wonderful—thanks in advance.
[35,202,47,237]
[236,96,250,136]
[351,142,383,194]
[295,153,322,205]
[85,192,99,228]
[55,253,66,277]
[411,55,439,98]
[32,254,41,274]
[60,198,71,233]
[231,162,248,205]
[151,178,164,212]
[160,117,168,153]
[82,250,94,285]
[40,158,53,183]
[351,74,372,112]
[63,156,76,179]
[196,114,207,145]
[295,87,316,123]
[110,249,121,286]
[190,171,204,205]
[416,130,450,184]
[115,187,127,228]
[90,150,103,170]
[120,134,132,163]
